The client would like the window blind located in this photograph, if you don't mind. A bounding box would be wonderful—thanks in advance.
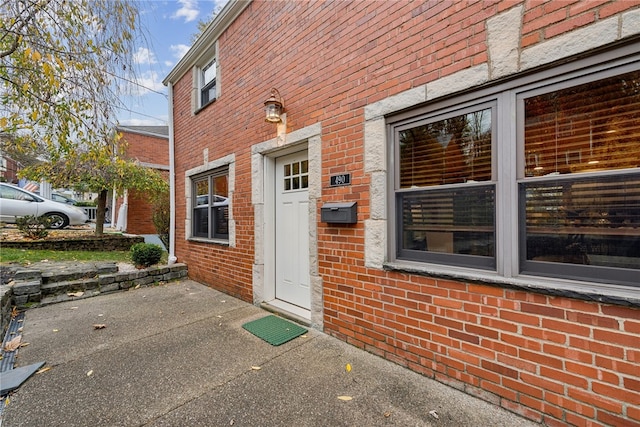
[524,70,640,176]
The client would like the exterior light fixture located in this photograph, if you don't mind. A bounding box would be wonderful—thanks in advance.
[264,88,284,123]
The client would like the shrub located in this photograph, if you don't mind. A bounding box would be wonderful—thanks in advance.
[16,215,51,239]
[151,189,170,250]
[130,243,163,267]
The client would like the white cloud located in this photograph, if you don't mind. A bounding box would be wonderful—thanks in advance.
[171,0,199,23]
[136,71,166,95]
[133,47,158,65]
[170,44,191,61]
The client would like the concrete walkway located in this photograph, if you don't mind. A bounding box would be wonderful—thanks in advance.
[1,280,539,426]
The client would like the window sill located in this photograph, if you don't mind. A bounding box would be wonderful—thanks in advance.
[194,98,216,115]
[187,237,229,246]
[383,261,640,308]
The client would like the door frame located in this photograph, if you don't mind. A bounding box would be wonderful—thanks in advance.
[251,123,323,328]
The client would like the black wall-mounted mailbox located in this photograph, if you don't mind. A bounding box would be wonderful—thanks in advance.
[321,202,357,224]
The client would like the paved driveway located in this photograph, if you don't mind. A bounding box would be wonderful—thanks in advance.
[2,280,538,426]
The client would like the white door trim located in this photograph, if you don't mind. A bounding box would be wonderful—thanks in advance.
[251,123,323,328]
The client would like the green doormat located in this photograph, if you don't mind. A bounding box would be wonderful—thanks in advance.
[242,315,308,346]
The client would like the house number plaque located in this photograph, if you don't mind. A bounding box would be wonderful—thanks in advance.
[330,173,351,187]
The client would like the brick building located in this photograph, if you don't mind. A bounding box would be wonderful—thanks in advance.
[114,126,169,235]
[0,154,19,184]
[0,134,20,184]
[163,2,640,425]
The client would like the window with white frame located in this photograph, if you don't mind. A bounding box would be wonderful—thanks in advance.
[192,168,228,240]
[199,58,216,107]
[390,57,640,287]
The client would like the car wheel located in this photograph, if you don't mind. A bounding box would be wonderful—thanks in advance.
[44,213,69,229]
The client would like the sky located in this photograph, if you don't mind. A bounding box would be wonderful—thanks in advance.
[116,0,228,127]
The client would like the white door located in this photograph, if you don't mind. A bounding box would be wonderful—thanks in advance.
[275,151,310,309]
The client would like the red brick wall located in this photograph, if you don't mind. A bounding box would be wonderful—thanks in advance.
[171,1,640,425]
[115,130,169,235]
[134,168,168,236]
[0,153,19,183]
[324,274,640,426]
[120,130,169,166]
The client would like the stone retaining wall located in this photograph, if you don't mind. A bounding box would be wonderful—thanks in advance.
[1,263,188,333]
[0,285,12,336]
[0,235,144,252]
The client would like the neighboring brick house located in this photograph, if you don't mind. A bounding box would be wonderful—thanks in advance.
[0,135,20,184]
[0,153,19,184]
[164,1,640,425]
[114,126,169,235]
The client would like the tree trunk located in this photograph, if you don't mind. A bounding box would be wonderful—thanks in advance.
[95,189,108,236]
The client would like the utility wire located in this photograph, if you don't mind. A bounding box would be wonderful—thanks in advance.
[117,105,167,124]
[105,69,168,98]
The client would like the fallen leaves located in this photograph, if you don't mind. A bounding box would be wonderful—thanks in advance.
[251,366,261,371]
[3,335,21,352]
[345,363,352,373]
[67,291,84,297]
[1,227,96,242]
[2,336,28,351]
[37,366,51,374]
[86,370,93,377]
[337,396,353,401]
[93,324,107,330]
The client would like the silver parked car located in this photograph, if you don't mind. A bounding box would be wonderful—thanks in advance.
[0,183,89,229]
[51,192,78,205]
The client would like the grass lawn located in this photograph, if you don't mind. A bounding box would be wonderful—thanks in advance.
[0,248,133,265]
[0,226,168,266]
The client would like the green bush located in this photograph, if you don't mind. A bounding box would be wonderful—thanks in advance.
[16,215,51,239]
[75,200,96,207]
[130,243,163,267]
[151,189,170,250]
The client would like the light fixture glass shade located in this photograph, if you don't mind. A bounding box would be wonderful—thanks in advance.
[264,89,284,123]
[265,102,282,123]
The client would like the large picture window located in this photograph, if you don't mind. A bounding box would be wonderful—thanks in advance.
[390,58,639,287]
[192,170,229,240]
[394,103,496,269]
[519,70,640,286]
